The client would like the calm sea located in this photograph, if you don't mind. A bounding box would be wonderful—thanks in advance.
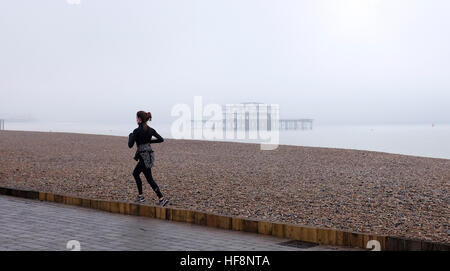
[4,121,450,160]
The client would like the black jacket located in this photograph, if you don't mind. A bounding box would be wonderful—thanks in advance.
[128,124,164,148]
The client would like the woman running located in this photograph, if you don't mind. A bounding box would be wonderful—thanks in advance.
[128,111,169,206]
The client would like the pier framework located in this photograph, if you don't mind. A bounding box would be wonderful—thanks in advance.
[190,102,313,132]
[279,119,313,130]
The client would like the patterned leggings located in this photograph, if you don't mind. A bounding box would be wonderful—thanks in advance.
[132,158,163,198]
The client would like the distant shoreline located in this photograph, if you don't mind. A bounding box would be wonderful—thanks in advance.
[2,126,450,161]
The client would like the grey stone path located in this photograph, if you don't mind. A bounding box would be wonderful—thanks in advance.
[0,195,355,251]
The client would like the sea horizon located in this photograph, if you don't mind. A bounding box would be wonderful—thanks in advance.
[3,120,450,160]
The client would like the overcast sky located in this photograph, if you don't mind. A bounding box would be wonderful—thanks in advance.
[0,0,449,125]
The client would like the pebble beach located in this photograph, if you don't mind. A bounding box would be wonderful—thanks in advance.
[0,130,449,244]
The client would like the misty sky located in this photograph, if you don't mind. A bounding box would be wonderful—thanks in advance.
[0,0,449,125]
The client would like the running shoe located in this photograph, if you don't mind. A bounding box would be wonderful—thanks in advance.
[158,197,169,207]
[135,195,145,203]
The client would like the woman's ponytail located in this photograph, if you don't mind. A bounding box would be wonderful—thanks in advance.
[137,110,152,131]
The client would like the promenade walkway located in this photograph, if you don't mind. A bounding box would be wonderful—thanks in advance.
[0,195,355,251]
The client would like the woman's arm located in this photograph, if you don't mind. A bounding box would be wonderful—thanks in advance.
[150,128,164,143]
[128,131,136,148]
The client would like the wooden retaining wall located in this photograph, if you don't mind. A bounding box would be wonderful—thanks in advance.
[0,186,448,251]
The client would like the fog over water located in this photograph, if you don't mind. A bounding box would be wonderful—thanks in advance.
[5,121,450,160]
[1,0,449,158]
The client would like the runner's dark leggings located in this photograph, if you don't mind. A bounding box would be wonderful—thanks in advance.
[132,159,163,198]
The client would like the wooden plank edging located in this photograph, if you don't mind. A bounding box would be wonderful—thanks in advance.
[1,186,448,251]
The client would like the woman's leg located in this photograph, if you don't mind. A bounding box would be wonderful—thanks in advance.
[132,160,144,195]
[142,167,163,199]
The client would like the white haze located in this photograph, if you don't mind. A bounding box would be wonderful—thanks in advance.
[0,0,449,125]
